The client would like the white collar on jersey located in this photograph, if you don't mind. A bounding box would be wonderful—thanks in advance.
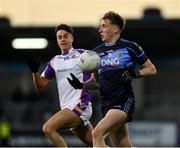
[105,42,116,47]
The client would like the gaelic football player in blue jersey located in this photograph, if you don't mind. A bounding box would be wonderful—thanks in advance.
[27,24,93,147]
[68,11,157,147]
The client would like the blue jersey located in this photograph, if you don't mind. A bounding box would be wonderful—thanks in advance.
[93,38,148,107]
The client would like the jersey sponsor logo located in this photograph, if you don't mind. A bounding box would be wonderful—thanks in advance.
[108,53,112,58]
[57,56,65,59]
[71,54,79,58]
[99,52,105,56]
[101,58,120,67]
[64,57,70,60]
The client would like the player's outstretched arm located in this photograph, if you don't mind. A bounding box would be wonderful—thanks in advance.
[67,73,99,90]
[32,73,50,91]
[27,56,41,73]
[67,73,83,89]
[27,56,50,91]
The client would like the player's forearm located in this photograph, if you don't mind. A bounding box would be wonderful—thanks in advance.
[139,63,157,77]
[32,73,49,91]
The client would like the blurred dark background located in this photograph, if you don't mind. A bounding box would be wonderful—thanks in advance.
[0,8,180,147]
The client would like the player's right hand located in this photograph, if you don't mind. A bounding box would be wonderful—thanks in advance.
[27,56,41,73]
[121,64,141,82]
[67,73,83,89]
[121,70,133,82]
[125,64,141,79]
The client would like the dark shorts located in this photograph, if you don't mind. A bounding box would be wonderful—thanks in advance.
[101,97,135,122]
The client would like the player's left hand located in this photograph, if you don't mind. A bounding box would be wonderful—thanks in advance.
[67,73,83,89]
[125,64,141,79]
[27,56,41,73]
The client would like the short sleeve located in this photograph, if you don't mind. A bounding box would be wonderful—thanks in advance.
[127,43,148,65]
[76,48,85,54]
[41,61,55,80]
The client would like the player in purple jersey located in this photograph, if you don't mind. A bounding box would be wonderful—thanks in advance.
[67,11,157,147]
[27,24,93,147]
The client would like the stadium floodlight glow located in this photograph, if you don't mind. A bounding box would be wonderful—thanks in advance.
[12,38,48,49]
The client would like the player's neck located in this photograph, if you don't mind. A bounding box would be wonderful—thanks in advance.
[105,35,120,46]
[61,47,73,55]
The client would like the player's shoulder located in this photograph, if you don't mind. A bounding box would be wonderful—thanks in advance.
[120,38,143,54]
[44,55,57,68]
[49,55,63,64]
[120,38,141,48]
[74,48,85,54]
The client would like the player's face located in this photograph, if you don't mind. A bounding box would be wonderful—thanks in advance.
[99,19,118,43]
[56,30,74,54]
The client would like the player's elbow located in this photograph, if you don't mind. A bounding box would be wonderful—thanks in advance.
[33,77,50,91]
[36,84,47,91]
[150,64,157,75]
[34,81,49,91]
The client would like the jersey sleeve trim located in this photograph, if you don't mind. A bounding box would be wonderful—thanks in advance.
[41,57,55,80]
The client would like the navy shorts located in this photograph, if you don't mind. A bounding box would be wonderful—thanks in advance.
[101,97,135,122]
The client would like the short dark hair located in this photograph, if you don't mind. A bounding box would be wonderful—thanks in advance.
[102,11,125,31]
[55,24,73,34]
